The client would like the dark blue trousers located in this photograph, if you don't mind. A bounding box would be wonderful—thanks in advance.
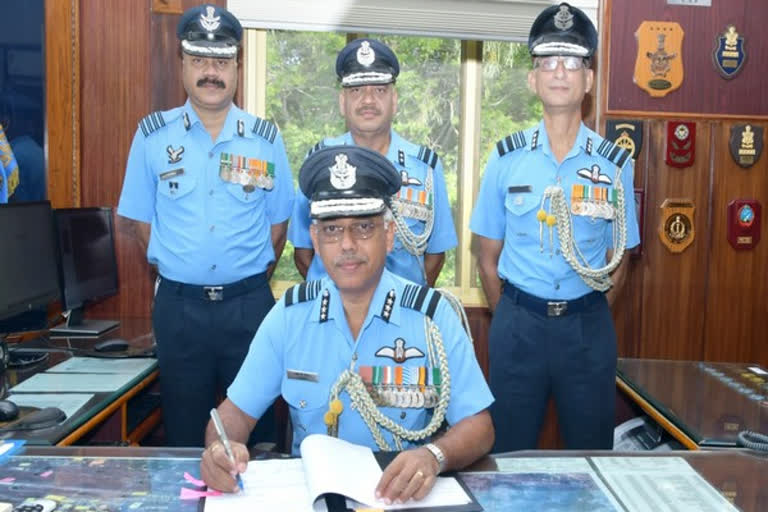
[152,274,276,447]
[489,285,617,452]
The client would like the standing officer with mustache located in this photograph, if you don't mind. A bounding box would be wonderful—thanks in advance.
[117,4,294,447]
[289,39,457,287]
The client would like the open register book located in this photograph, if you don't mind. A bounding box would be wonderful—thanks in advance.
[205,434,482,512]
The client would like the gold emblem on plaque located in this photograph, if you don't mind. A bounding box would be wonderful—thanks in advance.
[634,21,684,98]
[659,199,695,253]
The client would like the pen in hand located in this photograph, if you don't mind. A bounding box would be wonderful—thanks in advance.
[210,408,245,492]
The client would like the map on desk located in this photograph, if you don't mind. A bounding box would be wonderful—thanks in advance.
[0,455,202,511]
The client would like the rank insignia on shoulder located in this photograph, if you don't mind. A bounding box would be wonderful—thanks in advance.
[375,338,425,363]
[307,140,326,158]
[729,124,763,169]
[417,146,439,170]
[251,117,278,144]
[284,280,323,307]
[605,120,643,160]
[138,111,166,137]
[400,284,442,320]
[713,25,746,80]
[166,145,184,164]
[666,121,696,168]
[596,138,631,169]
[496,131,526,157]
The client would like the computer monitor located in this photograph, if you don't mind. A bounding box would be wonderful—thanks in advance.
[49,207,120,337]
[0,202,61,336]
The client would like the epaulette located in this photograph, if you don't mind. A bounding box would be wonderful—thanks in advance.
[138,111,166,138]
[596,138,631,168]
[284,280,323,307]
[416,145,439,169]
[400,284,442,320]
[251,117,278,144]
[306,140,326,158]
[496,131,527,157]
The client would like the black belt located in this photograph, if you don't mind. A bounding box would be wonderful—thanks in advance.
[502,281,603,317]
[159,272,268,301]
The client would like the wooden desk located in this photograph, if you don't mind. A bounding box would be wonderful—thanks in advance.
[2,446,766,511]
[1,318,160,446]
[617,358,768,449]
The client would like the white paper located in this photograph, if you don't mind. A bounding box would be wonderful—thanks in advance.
[592,457,739,512]
[47,357,156,374]
[748,366,767,376]
[10,372,138,393]
[205,435,472,512]
[7,393,94,420]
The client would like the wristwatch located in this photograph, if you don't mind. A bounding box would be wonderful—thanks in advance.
[424,442,446,473]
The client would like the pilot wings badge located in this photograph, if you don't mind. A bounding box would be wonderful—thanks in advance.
[634,21,684,98]
[375,338,425,363]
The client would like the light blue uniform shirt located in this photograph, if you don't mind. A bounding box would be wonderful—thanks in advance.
[288,130,457,284]
[470,121,640,300]
[118,101,294,285]
[228,269,493,455]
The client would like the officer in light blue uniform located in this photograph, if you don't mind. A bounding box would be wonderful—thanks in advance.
[118,4,294,447]
[289,38,457,286]
[201,146,493,501]
[471,3,640,452]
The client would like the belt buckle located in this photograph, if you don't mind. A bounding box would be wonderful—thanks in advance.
[547,301,568,317]
[204,286,224,301]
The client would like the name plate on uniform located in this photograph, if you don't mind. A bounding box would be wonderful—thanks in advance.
[659,199,695,253]
[666,0,710,6]
[727,199,761,250]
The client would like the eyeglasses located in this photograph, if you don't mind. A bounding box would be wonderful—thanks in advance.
[534,56,587,72]
[187,56,235,71]
[315,220,384,243]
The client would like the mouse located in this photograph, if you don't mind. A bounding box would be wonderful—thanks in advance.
[14,407,66,430]
[0,399,19,422]
[93,338,130,353]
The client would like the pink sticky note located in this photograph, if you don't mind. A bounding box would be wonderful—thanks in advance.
[180,487,222,500]
[0,477,15,483]
[183,472,206,487]
[40,471,53,478]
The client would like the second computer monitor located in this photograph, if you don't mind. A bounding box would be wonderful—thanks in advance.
[51,207,120,337]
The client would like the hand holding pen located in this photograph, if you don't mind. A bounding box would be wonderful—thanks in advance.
[209,408,246,492]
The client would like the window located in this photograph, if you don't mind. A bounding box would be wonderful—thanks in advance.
[249,31,536,305]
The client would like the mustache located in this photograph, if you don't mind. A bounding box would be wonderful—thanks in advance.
[197,77,226,89]
[356,107,380,115]
[334,254,368,267]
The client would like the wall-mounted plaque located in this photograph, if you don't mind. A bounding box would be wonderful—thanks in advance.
[713,25,746,79]
[605,120,643,160]
[729,125,763,168]
[659,199,695,253]
[727,200,761,250]
[634,21,684,98]
[666,121,696,168]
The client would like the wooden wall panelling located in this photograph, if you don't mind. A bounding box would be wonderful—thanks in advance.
[79,0,152,319]
[45,0,78,208]
[605,0,768,119]
[637,120,711,360]
[702,122,768,366]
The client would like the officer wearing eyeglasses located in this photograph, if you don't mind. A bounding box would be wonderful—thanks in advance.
[470,2,640,451]
[117,4,294,447]
[201,146,494,504]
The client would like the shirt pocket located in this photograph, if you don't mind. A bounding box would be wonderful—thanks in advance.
[157,168,196,200]
[282,377,328,440]
[224,182,265,205]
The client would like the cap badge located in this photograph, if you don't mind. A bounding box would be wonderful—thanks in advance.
[329,154,357,190]
[200,6,221,33]
[356,41,376,67]
[554,5,574,31]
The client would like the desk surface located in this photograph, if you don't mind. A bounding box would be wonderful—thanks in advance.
[1,446,766,511]
[617,358,768,448]
[0,319,157,445]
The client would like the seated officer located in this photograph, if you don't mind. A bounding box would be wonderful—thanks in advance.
[201,146,494,504]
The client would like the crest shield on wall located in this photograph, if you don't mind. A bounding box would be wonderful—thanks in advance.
[634,21,684,98]
[713,25,746,79]
[666,122,696,168]
[605,120,643,160]
[729,124,763,169]
[659,199,695,253]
